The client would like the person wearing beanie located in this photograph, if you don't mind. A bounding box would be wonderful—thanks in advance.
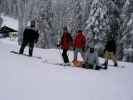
[82,44,101,70]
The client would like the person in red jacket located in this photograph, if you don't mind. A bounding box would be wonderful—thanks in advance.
[57,27,73,64]
[73,30,86,62]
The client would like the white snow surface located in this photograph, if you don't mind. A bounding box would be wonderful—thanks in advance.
[0,14,133,100]
[0,38,133,100]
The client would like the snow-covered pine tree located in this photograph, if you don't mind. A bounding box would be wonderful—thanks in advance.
[106,0,133,60]
[117,0,133,61]
[85,0,110,51]
[17,0,26,44]
[70,0,84,33]
[84,0,93,29]
[36,0,54,48]
[52,0,69,43]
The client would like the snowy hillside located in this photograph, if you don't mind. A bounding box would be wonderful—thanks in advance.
[0,38,133,100]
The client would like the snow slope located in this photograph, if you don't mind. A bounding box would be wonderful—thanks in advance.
[0,38,133,100]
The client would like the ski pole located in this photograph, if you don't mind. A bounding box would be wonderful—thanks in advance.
[57,47,64,63]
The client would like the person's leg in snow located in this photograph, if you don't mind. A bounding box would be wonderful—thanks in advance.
[73,48,85,61]
[82,63,101,70]
[111,52,118,67]
[103,51,110,69]
[80,49,86,61]
[19,40,28,54]
[29,42,34,57]
[73,48,79,61]
[62,49,69,64]
[103,51,118,69]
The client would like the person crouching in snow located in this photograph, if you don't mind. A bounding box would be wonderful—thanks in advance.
[57,27,73,65]
[82,47,101,70]
[73,30,86,63]
[82,44,101,70]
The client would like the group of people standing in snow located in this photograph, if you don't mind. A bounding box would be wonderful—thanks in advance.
[57,27,118,70]
[19,21,118,70]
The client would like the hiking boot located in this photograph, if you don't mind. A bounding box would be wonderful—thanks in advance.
[103,62,108,70]
[64,63,70,66]
[19,52,23,55]
[82,64,86,68]
[19,51,23,54]
[102,62,107,66]
[95,66,101,70]
[114,63,118,67]
[29,52,33,57]
[29,53,32,57]
[103,66,107,70]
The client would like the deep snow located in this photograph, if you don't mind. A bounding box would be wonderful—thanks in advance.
[0,15,133,100]
[0,38,133,100]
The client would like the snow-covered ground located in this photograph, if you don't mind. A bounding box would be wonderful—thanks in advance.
[0,15,133,100]
[0,38,133,100]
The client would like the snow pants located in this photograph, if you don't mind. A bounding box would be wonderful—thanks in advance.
[62,49,69,63]
[104,51,117,65]
[19,40,34,56]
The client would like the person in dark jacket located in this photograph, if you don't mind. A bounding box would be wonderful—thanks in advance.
[19,21,39,56]
[57,27,73,65]
[103,38,118,69]
[73,30,86,62]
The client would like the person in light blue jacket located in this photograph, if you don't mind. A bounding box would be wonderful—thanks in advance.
[82,44,101,70]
